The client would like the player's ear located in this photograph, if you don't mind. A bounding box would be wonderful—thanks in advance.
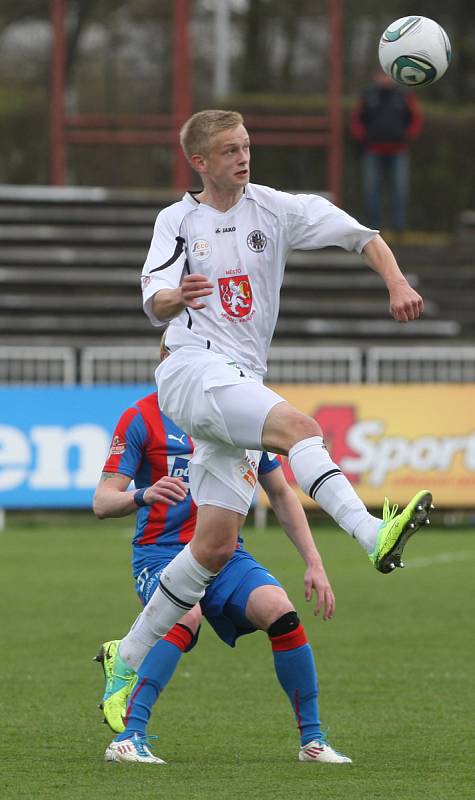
[191,153,206,173]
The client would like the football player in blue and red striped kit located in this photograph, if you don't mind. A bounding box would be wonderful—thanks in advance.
[93,371,351,765]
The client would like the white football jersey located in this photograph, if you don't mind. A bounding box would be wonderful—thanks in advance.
[142,183,376,376]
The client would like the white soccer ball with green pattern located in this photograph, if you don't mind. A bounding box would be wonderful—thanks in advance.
[378,16,451,87]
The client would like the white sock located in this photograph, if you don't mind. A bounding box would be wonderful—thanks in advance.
[351,514,382,553]
[119,614,155,670]
[119,544,217,671]
[288,436,381,552]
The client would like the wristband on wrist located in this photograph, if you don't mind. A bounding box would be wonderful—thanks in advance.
[133,487,148,507]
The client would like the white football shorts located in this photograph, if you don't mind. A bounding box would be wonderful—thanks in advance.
[155,346,285,514]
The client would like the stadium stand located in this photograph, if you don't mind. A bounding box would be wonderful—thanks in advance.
[0,186,473,384]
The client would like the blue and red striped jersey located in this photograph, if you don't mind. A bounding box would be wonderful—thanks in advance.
[102,392,281,575]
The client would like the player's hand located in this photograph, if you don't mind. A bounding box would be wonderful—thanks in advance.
[144,476,188,506]
[389,280,424,322]
[304,562,335,620]
[179,273,214,310]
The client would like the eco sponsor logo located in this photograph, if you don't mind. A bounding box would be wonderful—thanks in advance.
[190,238,211,261]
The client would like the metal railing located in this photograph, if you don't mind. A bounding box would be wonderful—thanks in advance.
[0,346,76,385]
[366,346,475,383]
[1,345,475,386]
[266,346,363,383]
[80,346,160,385]
[80,345,364,385]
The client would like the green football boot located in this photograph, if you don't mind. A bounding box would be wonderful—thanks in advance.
[94,640,137,733]
[370,490,433,574]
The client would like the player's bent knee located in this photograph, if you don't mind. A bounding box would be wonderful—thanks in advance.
[287,414,322,447]
[263,405,322,452]
[211,540,237,570]
[191,539,235,573]
[267,610,300,638]
[245,585,293,629]
[267,611,309,652]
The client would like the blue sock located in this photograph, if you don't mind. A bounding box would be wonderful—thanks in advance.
[115,640,183,741]
[272,641,321,746]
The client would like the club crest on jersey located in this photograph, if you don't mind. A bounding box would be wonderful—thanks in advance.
[191,238,211,261]
[247,229,267,252]
[218,275,253,318]
[108,435,126,457]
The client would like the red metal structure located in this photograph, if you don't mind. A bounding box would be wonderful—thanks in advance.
[50,0,343,203]
[50,0,66,186]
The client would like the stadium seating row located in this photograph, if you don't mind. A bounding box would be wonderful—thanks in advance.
[0,186,472,349]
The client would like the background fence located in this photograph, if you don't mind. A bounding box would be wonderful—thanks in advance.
[2,344,475,385]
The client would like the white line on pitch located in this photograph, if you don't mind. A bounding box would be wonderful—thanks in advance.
[408,551,475,568]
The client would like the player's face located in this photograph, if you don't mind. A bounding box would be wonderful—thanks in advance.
[201,125,250,190]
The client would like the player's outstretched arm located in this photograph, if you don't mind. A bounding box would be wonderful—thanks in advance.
[93,472,187,519]
[152,273,214,321]
[258,467,335,620]
[363,234,424,322]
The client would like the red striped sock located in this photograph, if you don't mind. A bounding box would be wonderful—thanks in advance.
[269,623,308,652]
[163,623,193,652]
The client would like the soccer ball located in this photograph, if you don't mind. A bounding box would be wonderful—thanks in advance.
[378,16,451,87]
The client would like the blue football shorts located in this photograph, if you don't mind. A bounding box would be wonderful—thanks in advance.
[134,546,283,648]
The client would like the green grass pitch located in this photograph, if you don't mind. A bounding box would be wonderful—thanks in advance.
[2,513,474,799]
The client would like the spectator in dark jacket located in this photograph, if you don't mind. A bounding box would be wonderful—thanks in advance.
[351,70,423,233]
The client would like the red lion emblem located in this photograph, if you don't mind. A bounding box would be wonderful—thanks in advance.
[218,275,253,318]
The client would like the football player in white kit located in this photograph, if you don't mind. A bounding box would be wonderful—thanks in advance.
[104,111,433,757]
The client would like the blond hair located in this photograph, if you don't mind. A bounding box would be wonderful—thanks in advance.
[180,110,244,164]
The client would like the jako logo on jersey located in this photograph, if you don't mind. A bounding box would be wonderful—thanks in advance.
[218,275,252,318]
[191,238,211,261]
[215,226,236,233]
[247,230,267,252]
